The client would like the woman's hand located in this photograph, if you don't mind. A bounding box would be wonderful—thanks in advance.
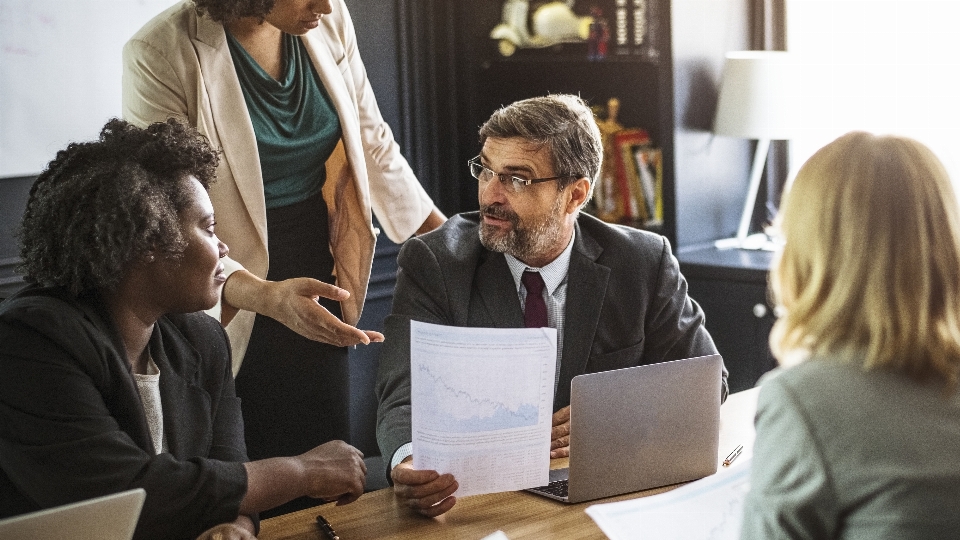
[415,206,447,235]
[298,440,368,505]
[222,270,384,346]
[262,278,384,346]
[194,517,256,540]
[242,440,367,514]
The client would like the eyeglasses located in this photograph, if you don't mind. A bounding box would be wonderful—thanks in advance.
[468,156,573,194]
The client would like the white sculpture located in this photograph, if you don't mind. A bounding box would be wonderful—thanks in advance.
[490,0,593,56]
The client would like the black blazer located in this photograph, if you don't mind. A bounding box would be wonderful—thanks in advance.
[0,286,250,540]
[375,212,726,476]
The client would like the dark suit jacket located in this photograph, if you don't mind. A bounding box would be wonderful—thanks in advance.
[0,286,250,540]
[376,212,725,478]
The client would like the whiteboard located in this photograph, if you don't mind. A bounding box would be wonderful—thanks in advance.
[0,0,178,178]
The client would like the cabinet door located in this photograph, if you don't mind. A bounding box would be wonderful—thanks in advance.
[686,277,777,393]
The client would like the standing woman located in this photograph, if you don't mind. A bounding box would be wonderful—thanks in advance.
[122,0,445,514]
[740,132,960,538]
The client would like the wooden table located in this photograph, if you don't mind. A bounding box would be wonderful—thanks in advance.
[260,388,759,540]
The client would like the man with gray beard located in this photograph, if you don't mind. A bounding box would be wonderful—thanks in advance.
[375,94,725,517]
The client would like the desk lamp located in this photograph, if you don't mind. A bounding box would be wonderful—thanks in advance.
[713,51,798,250]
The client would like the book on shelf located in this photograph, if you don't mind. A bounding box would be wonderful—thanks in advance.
[633,145,663,226]
[593,0,655,57]
[612,128,651,221]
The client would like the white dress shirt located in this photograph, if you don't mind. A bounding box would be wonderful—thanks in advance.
[391,231,576,470]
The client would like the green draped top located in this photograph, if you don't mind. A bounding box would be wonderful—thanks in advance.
[226,32,342,210]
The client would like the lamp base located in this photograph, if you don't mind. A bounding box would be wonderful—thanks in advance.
[714,233,780,251]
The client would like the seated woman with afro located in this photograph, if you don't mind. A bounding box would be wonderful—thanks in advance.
[0,119,367,540]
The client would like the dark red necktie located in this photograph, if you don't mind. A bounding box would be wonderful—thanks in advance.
[521,270,548,328]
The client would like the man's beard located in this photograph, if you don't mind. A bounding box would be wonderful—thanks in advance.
[479,196,566,262]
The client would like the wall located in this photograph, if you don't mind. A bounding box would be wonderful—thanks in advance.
[672,0,754,248]
[787,0,960,185]
[342,0,404,460]
[0,0,178,178]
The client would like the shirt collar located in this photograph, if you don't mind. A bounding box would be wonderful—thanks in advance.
[504,229,576,296]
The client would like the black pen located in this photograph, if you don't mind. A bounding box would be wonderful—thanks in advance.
[723,444,744,466]
[316,514,340,540]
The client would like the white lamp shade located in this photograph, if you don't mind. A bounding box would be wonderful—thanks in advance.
[713,51,799,140]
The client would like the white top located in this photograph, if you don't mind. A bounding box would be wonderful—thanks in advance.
[134,356,167,455]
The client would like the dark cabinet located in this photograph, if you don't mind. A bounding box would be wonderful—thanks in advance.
[679,246,777,393]
[448,0,753,249]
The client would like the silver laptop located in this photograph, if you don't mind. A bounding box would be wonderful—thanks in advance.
[527,354,722,503]
[0,488,145,540]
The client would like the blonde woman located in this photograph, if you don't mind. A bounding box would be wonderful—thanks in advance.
[740,132,960,538]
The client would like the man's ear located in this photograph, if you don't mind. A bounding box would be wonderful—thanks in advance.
[564,177,591,214]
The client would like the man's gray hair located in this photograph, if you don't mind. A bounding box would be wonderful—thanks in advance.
[479,94,602,201]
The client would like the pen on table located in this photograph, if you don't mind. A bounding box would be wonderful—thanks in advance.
[316,514,340,540]
[723,444,744,467]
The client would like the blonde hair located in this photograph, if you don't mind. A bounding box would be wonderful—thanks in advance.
[770,131,960,389]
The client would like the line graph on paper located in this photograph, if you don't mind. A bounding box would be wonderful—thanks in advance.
[412,358,546,433]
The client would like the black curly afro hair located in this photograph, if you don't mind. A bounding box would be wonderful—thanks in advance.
[194,0,277,23]
[17,118,220,296]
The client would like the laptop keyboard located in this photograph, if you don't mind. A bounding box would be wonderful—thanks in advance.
[532,479,569,498]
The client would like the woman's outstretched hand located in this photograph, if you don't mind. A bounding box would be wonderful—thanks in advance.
[263,277,384,346]
[222,270,384,346]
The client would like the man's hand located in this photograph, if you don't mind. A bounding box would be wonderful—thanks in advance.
[391,460,458,517]
[298,440,368,506]
[223,271,384,346]
[551,405,571,458]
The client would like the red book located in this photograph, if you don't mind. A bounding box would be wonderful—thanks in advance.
[612,128,650,220]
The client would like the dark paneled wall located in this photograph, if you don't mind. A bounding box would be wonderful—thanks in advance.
[0,176,32,299]
[341,0,404,459]
[343,0,401,138]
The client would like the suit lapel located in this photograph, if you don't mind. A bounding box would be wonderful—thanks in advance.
[474,251,524,328]
[193,15,268,251]
[78,300,155,453]
[555,222,608,409]
[153,320,210,458]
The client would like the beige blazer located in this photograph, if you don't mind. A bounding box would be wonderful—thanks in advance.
[122,0,434,372]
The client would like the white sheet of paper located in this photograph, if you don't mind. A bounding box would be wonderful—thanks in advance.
[585,458,752,540]
[410,321,557,498]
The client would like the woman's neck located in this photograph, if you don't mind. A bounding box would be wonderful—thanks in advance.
[103,279,161,375]
[225,17,284,79]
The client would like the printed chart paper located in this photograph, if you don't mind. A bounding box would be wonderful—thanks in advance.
[585,458,752,540]
[411,321,557,497]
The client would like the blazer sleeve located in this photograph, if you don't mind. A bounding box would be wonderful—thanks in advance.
[122,34,190,128]
[333,0,434,242]
[641,236,728,399]
[0,318,247,540]
[739,377,838,540]
[375,236,451,481]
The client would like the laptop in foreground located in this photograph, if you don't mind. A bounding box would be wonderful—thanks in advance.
[0,488,145,540]
[527,354,722,503]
